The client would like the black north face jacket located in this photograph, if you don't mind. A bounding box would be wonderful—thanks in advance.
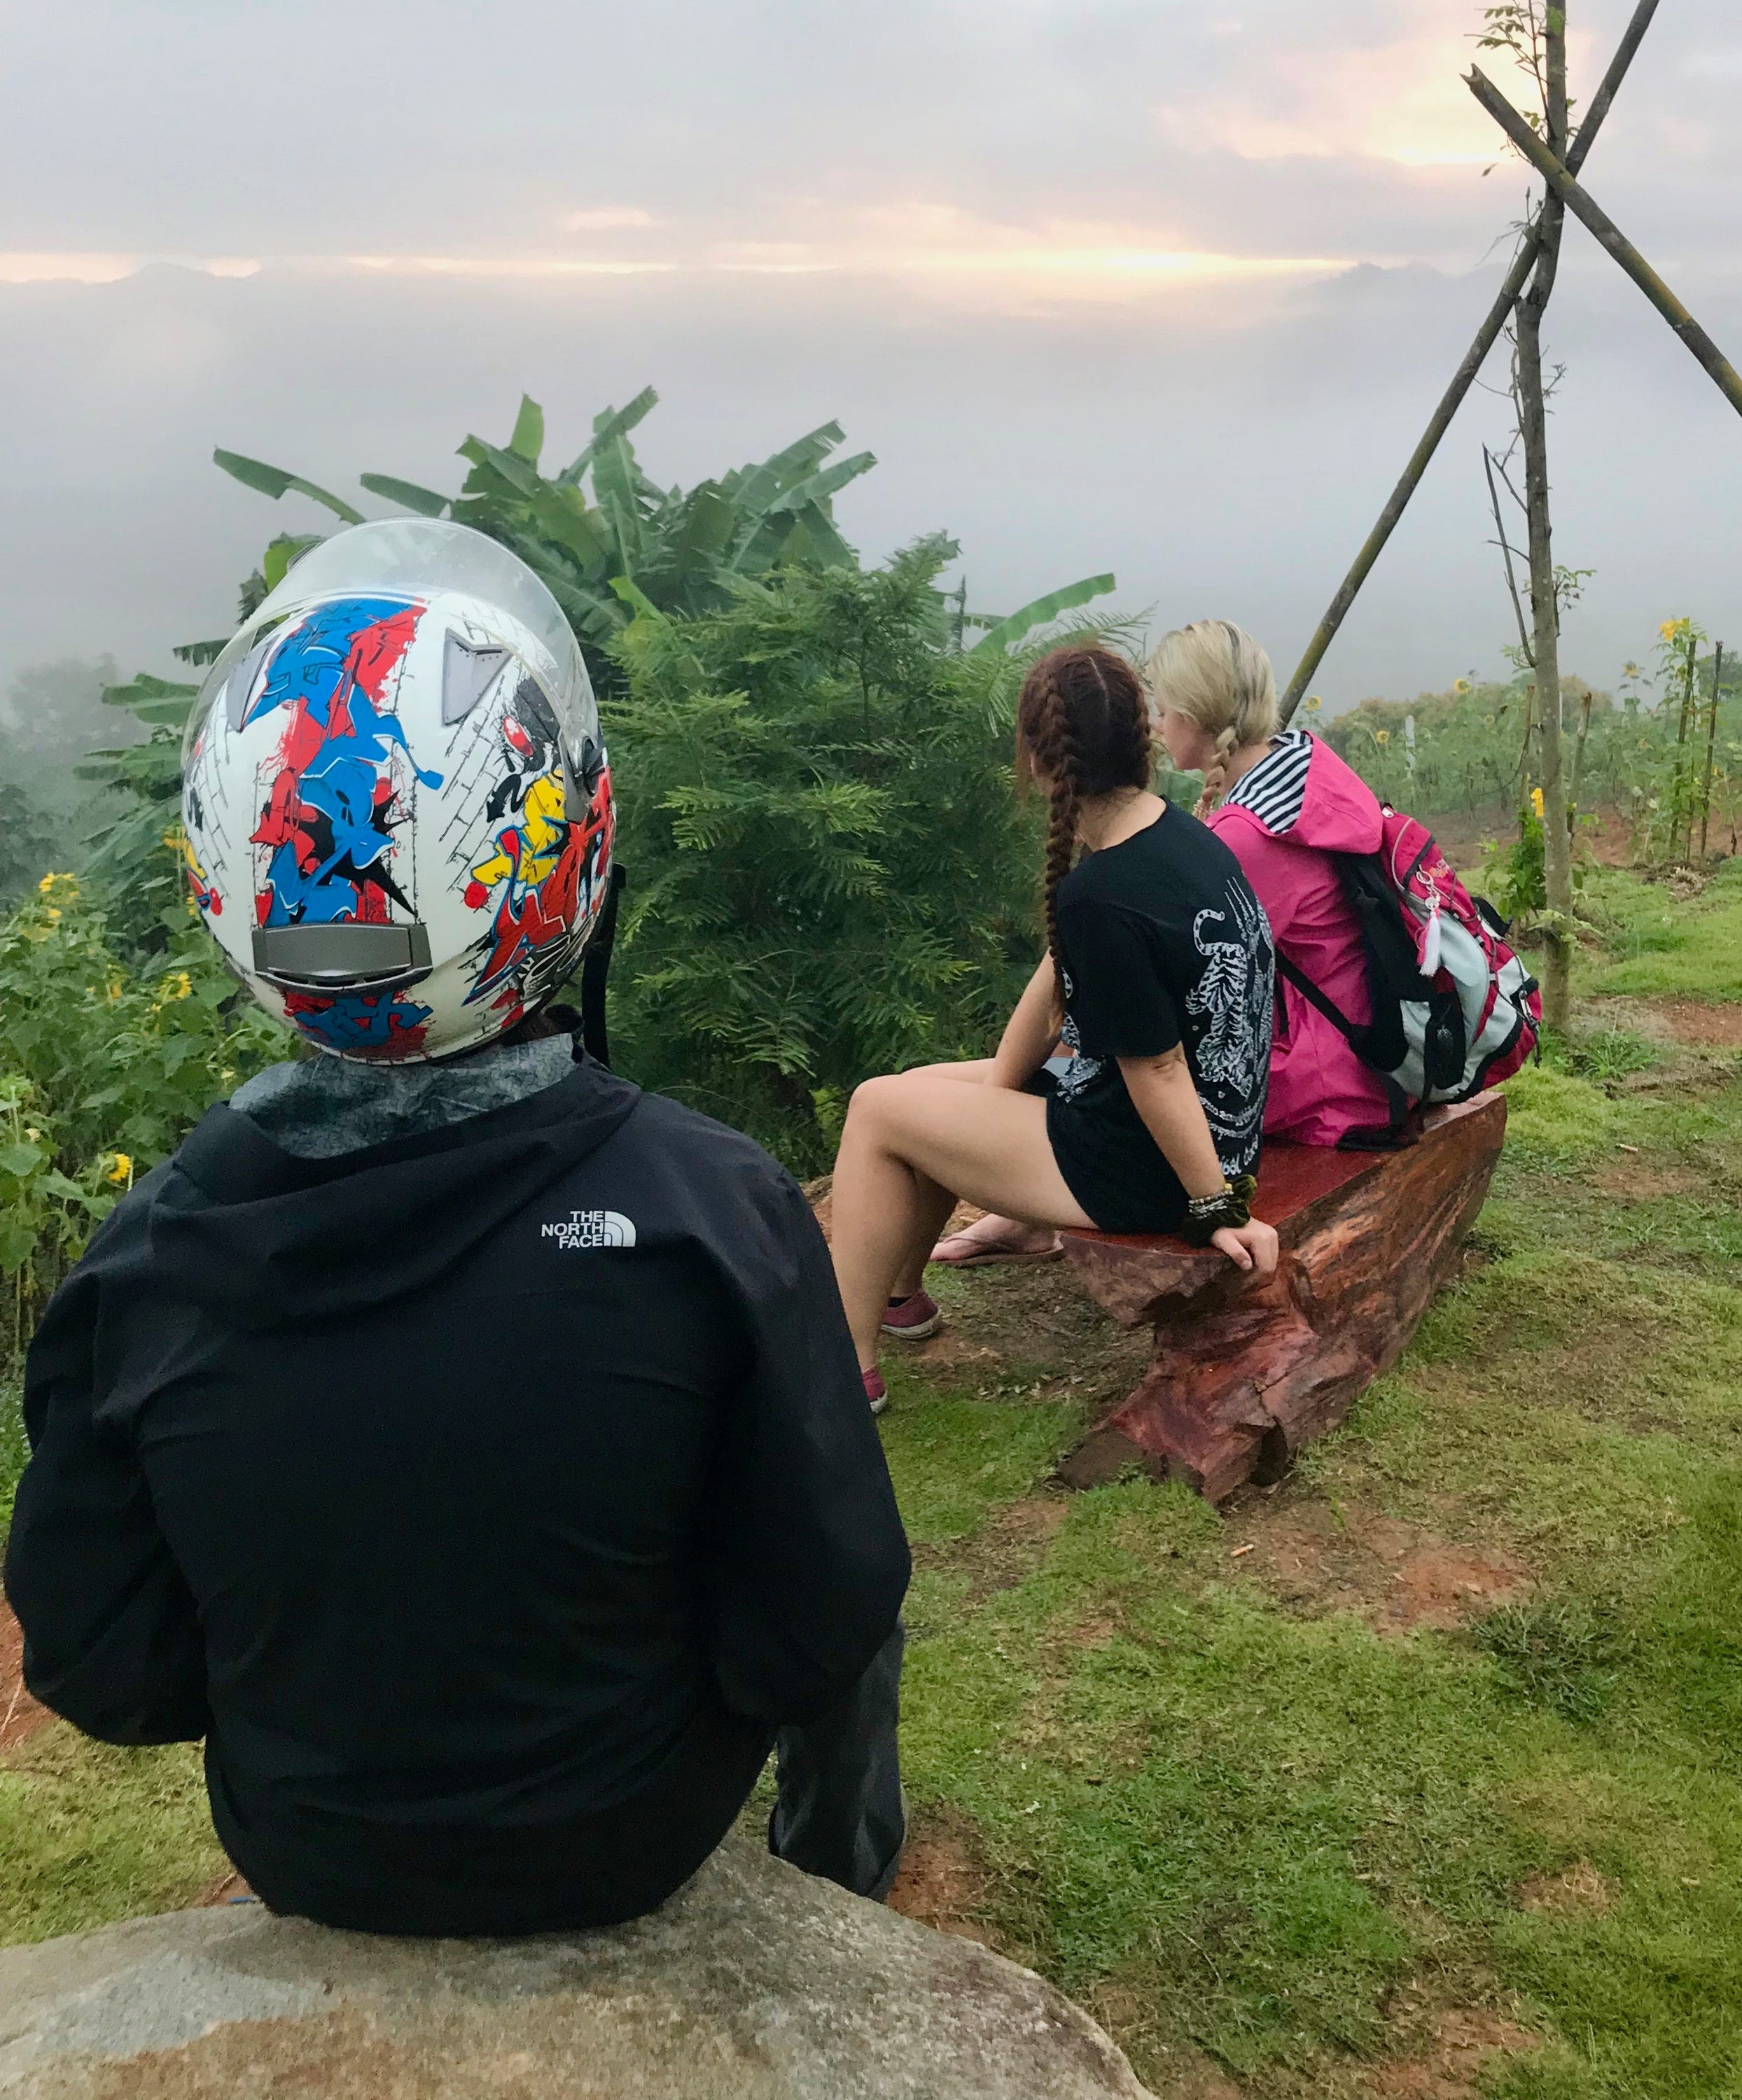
[4,1058,908,1934]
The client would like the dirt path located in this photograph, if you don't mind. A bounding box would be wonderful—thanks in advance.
[0,1597,50,1751]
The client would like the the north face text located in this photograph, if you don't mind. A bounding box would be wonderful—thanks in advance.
[542,1208,637,1250]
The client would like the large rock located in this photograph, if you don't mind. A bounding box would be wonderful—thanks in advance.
[0,1832,1154,2099]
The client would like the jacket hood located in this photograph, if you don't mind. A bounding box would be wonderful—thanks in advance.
[146,1057,642,1331]
[1215,729,1384,855]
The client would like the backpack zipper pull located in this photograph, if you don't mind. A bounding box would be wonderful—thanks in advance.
[1421,889,1443,978]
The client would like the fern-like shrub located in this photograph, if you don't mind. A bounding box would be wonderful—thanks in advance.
[605,538,1047,1171]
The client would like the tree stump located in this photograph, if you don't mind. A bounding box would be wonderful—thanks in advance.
[1056,1093,1507,1502]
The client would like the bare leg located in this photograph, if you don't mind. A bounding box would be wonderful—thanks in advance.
[830,1071,1094,1371]
[878,1062,1015,1301]
[890,1177,959,1301]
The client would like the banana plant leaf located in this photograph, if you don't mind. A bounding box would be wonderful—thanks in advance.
[213,449,365,526]
[557,388,659,488]
[457,435,542,498]
[726,422,846,517]
[508,393,545,465]
[358,474,450,517]
[101,674,197,725]
[968,574,1117,655]
[764,451,877,517]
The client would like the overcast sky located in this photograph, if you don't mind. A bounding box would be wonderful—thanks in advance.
[3,0,1740,713]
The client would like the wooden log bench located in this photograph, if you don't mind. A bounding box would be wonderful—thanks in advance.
[1055,1091,1507,1503]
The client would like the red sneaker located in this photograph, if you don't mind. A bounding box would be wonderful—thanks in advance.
[863,1366,889,1415]
[881,1289,942,1340]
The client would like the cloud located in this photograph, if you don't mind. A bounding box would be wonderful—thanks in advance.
[558,208,662,232]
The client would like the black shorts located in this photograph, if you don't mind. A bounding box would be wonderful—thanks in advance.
[1026,1069,1190,1237]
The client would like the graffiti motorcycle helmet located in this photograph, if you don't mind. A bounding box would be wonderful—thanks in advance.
[180,519,613,1063]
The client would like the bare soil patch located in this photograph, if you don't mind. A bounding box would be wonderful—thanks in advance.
[1222,1493,1531,1634]
[1519,1861,1615,1917]
[886,1807,1002,1949]
[1653,1000,1742,1050]
[197,1869,252,1906]
[0,1597,50,1751]
[1591,1160,1703,1199]
[1365,2008,1538,2099]
[912,1493,1070,1604]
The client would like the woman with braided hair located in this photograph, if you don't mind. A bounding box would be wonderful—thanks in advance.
[828,644,1278,1412]
[1150,620,1400,1149]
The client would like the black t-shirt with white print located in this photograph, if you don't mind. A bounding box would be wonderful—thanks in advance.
[1042,802,1275,1234]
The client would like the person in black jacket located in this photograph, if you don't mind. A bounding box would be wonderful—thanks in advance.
[3,523,909,1934]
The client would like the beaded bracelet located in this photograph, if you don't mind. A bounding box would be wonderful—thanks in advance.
[1180,1175,1257,1247]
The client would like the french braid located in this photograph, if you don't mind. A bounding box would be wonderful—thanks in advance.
[1145,620,1280,817]
[1015,647,1152,1009]
[1196,726,1240,818]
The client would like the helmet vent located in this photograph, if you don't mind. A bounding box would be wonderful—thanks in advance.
[224,632,281,734]
[252,922,433,991]
[443,633,511,724]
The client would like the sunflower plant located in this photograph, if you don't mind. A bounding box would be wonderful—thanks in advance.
[0,867,284,1356]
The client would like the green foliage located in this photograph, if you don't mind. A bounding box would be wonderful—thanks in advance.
[1482,792,1549,920]
[0,1732,225,1945]
[1584,859,1742,1002]
[0,871,284,1358]
[217,391,1113,701]
[1499,1063,1622,1168]
[1325,648,1742,865]
[76,675,199,955]
[604,540,1059,1168]
[0,658,131,906]
[0,785,57,912]
[0,1374,23,1547]
[1473,1598,1633,1723]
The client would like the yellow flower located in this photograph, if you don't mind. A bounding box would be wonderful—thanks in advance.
[24,1127,41,1142]
[1531,787,1545,819]
[1453,678,1472,695]
[107,980,123,1001]
[1305,694,1323,712]
[45,907,61,923]
[37,872,55,893]
[1483,714,1496,728]
[1374,729,1391,746]
[1659,617,1690,643]
[107,1154,133,1185]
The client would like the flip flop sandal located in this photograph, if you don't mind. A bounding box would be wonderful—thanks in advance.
[929,1226,1064,1268]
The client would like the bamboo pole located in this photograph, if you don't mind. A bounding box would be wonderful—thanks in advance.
[1277,0,1663,722]
[1701,642,1724,860]
[1516,6,1574,1032]
[1468,67,1742,422]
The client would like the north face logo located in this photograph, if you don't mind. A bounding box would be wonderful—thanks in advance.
[542,1208,637,1250]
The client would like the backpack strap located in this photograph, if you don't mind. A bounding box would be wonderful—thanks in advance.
[1276,954,1414,1148]
[579,862,627,1068]
[1276,953,1359,1046]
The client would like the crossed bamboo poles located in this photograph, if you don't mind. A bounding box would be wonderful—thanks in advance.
[1280,0,1741,724]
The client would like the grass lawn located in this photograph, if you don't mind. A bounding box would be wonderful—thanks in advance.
[4,863,1741,2098]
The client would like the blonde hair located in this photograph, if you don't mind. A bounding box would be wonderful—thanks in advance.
[1146,620,1280,816]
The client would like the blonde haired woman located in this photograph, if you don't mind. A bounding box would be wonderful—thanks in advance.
[1150,620,1400,1147]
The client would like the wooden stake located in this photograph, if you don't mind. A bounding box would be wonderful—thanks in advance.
[1673,631,1698,861]
[1701,642,1724,860]
[1468,66,1742,422]
[1278,0,1662,722]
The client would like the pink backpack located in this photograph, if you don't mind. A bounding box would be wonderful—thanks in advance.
[1276,806,1541,1122]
